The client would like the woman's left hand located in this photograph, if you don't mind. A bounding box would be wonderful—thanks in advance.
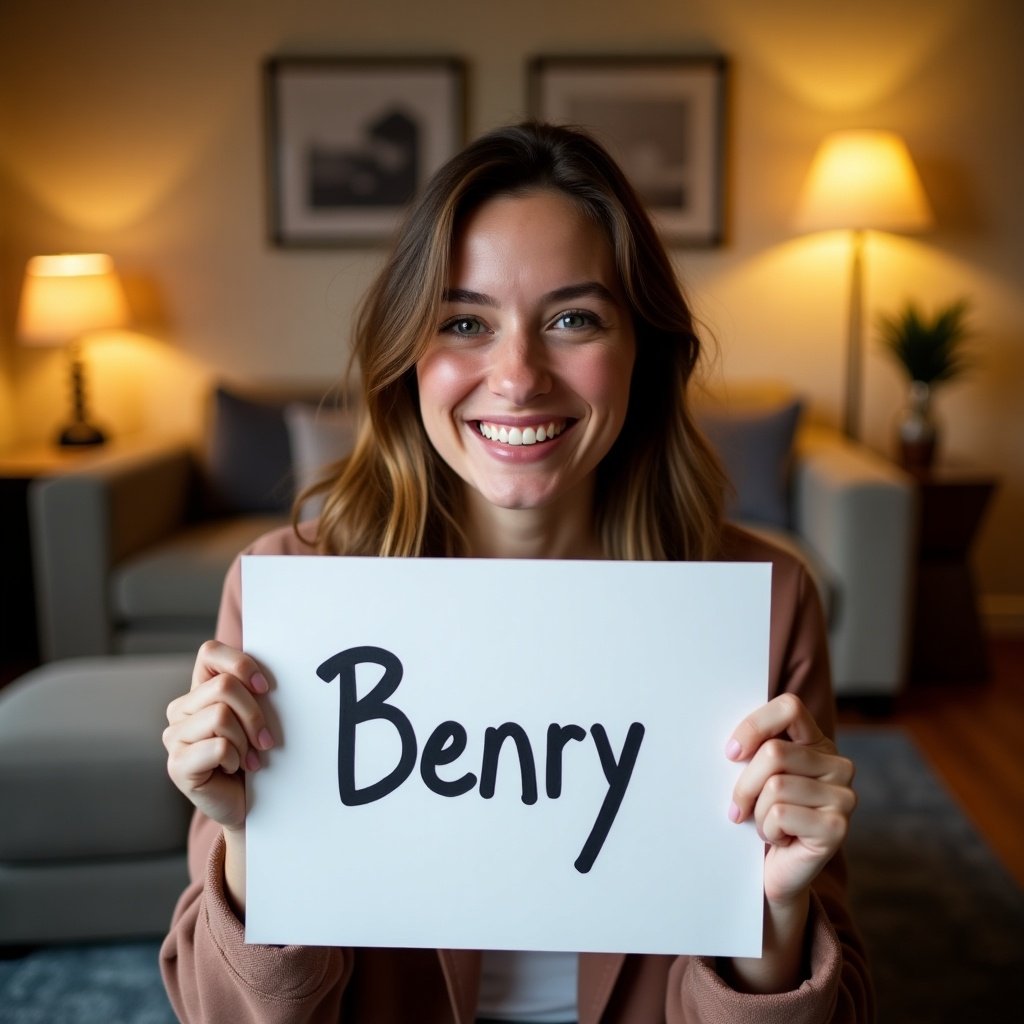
[726,693,856,907]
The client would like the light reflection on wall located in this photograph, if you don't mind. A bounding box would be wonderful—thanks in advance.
[690,227,989,453]
[716,0,972,112]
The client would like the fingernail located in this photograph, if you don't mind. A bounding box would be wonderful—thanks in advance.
[251,672,269,693]
[726,738,742,760]
[728,801,742,823]
[258,728,274,750]
[246,750,261,772]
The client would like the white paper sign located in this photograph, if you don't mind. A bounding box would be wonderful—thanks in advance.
[242,556,769,956]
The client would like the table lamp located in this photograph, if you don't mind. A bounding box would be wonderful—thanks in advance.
[16,252,130,446]
[795,130,933,439]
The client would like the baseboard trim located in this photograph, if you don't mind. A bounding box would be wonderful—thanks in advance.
[981,594,1024,638]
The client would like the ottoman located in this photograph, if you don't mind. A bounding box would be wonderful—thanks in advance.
[0,655,195,945]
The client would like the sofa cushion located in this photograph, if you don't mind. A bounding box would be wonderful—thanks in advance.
[112,514,286,622]
[698,398,803,529]
[0,656,195,861]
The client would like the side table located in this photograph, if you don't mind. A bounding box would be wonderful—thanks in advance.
[908,466,998,684]
[0,445,100,675]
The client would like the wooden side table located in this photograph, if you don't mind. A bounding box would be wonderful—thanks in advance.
[908,467,998,684]
[0,445,101,674]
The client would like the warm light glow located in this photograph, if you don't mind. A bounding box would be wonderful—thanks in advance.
[16,253,130,347]
[795,130,934,233]
[714,0,969,113]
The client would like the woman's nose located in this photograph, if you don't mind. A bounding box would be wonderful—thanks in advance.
[487,330,551,405]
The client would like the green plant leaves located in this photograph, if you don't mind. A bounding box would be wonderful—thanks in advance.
[876,298,974,386]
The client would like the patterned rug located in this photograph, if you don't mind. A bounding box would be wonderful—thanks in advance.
[839,728,1024,1022]
[0,941,173,1023]
[1,729,1021,1023]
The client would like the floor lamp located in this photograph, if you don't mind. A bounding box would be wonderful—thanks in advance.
[795,130,933,439]
[16,253,130,447]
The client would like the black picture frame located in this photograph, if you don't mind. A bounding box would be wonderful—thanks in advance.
[528,55,728,246]
[264,56,467,247]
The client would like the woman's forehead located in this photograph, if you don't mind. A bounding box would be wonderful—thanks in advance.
[446,191,621,297]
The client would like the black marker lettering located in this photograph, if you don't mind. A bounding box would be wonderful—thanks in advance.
[315,647,645,872]
[545,723,587,798]
[574,722,645,874]
[480,723,538,805]
[316,646,417,806]
[420,720,477,797]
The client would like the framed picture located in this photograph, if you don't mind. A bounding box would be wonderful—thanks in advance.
[264,56,467,246]
[528,55,727,246]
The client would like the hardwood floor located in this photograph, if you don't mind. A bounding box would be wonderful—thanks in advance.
[839,636,1024,888]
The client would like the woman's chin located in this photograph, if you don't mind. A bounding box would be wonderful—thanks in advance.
[465,472,591,517]
[472,487,557,513]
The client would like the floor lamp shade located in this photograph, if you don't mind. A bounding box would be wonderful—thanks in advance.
[16,253,130,446]
[796,130,934,439]
[796,129,933,233]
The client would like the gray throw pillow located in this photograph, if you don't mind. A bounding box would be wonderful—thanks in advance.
[205,387,295,514]
[698,399,803,529]
[284,402,357,521]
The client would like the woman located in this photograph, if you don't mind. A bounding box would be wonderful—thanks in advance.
[161,122,872,1022]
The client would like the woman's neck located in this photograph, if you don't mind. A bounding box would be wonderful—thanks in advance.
[462,487,604,561]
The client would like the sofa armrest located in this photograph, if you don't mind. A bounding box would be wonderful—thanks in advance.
[792,426,917,696]
[29,440,196,660]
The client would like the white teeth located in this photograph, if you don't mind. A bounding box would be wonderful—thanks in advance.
[478,420,565,445]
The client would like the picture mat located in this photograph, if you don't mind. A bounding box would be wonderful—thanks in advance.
[534,62,722,241]
[274,65,461,239]
[243,556,768,955]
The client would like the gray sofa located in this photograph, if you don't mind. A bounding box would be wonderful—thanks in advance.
[29,386,916,697]
[2,385,916,946]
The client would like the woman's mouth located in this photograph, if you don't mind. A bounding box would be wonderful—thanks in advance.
[476,419,569,446]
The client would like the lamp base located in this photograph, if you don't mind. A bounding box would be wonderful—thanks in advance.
[58,421,106,447]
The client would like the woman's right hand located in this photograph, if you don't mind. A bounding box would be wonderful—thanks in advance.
[163,640,275,832]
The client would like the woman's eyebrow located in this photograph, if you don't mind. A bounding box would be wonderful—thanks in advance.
[544,282,618,305]
[441,287,496,306]
[441,282,618,307]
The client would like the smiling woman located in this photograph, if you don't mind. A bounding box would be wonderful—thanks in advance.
[160,122,873,1024]
[303,121,727,565]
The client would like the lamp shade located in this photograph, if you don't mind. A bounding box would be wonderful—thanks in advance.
[16,253,129,347]
[795,129,934,233]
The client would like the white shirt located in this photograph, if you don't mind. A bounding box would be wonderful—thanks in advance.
[476,950,578,1022]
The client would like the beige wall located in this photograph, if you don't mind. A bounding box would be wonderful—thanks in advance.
[1,0,1022,619]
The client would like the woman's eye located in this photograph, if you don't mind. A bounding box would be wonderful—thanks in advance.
[551,310,598,331]
[441,316,486,336]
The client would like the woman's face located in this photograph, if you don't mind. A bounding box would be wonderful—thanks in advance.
[415,189,636,518]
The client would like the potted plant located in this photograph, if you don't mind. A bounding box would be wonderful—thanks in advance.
[877,298,974,472]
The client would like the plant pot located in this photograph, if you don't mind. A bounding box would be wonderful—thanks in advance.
[896,380,937,472]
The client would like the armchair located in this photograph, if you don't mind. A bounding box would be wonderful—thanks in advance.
[30,385,354,660]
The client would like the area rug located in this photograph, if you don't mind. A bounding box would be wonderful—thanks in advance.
[1,729,1021,1023]
[0,940,173,1023]
[839,728,1024,1022]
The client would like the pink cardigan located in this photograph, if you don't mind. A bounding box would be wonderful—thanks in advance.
[160,524,874,1023]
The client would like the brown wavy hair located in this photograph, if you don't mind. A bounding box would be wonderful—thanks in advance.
[300,121,726,560]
